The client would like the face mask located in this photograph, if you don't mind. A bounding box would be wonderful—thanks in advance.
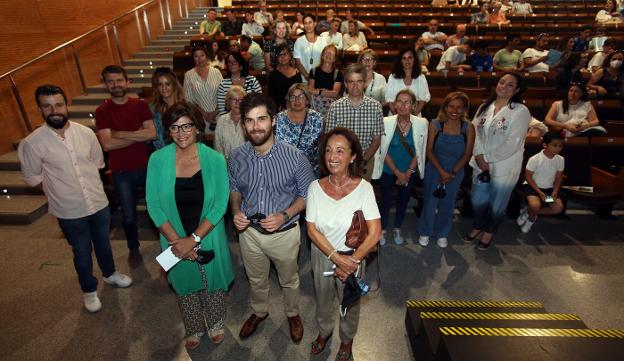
[611,60,623,69]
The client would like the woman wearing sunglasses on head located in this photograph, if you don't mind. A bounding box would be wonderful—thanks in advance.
[146,101,234,350]
[149,67,184,150]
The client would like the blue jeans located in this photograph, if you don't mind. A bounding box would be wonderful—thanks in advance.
[470,171,519,234]
[58,206,116,293]
[112,169,146,250]
[418,169,464,238]
[380,172,418,230]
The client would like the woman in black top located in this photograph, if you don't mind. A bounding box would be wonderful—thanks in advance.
[308,44,343,116]
[268,43,301,111]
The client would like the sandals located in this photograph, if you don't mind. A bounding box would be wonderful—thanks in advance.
[184,333,202,350]
[310,334,331,355]
[208,328,225,344]
[477,234,494,251]
[463,230,482,243]
[335,341,353,361]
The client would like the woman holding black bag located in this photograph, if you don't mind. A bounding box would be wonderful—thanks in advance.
[306,127,381,361]
[146,101,234,349]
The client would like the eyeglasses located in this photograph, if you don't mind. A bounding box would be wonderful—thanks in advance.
[396,100,413,105]
[289,94,306,101]
[230,98,243,103]
[168,123,195,133]
[361,57,376,63]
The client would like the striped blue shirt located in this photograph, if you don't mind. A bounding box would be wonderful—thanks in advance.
[228,140,315,227]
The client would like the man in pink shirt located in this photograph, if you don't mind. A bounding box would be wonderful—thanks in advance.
[18,85,132,313]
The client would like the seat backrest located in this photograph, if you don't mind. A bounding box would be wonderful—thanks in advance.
[560,137,592,186]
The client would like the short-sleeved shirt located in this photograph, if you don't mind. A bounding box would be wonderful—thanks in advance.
[95,97,152,171]
[275,109,324,175]
[522,48,549,72]
[343,32,367,50]
[513,2,532,15]
[18,122,109,219]
[588,51,606,71]
[200,20,221,34]
[309,68,343,90]
[242,22,264,36]
[470,53,494,72]
[222,19,243,36]
[306,179,380,251]
[325,96,384,151]
[436,46,466,70]
[263,39,294,68]
[526,150,564,189]
[422,31,447,51]
[254,11,273,26]
[293,35,328,81]
[494,48,522,68]
[340,20,366,34]
[247,42,266,70]
[228,141,315,227]
[321,31,343,50]
[470,12,490,24]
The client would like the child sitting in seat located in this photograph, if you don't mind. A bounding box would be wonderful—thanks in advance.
[517,131,565,233]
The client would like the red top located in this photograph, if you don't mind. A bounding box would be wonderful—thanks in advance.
[95,98,153,171]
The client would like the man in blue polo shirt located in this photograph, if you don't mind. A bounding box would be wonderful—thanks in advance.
[228,93,314,344]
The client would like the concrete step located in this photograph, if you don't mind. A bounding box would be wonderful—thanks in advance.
[0,151,20,171]
[123,58,173,66]
[72,93,139,106]
[0,195,48,224]
[151,39,191,45]
[73,118,98,131]
[69,105,99,118]
[0,171,43,195]
[143,44,186,52]
[133,51,175,58]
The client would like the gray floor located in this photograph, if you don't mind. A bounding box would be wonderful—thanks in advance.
[1,209,623,361]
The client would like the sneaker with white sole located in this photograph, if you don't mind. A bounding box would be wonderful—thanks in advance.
[83,291,102,313]
[379,230,387,246]
[436,237,448,248]
[103,271,133,288]
[521,217,536,233]
[418,235,430,247]
[516,207,528,226]
[393,228,405,245]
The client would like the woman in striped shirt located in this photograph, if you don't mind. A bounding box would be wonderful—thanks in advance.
[184,46,223,129]
[216,52,262,116]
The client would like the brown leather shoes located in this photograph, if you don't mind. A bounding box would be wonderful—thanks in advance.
[239,314,268,339]
[287,315,304,343]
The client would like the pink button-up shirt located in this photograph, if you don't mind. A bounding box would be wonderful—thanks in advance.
[18,122,109,219]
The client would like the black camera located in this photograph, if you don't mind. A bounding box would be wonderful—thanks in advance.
[477,170,491,183]
[196,249,215,265]
[248,212,266,224]
[433,183,447,198]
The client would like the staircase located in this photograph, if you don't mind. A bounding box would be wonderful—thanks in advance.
[405,300,624,361]
[0,7,212,224]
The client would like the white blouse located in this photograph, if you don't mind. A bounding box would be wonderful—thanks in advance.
[183,67,223,113]
[385,73,431,104]
[364,72,387,104]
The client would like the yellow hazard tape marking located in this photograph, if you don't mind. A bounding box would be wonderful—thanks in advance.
[439,327,624,338]
[405,300,543,308]
[420,312,580,321]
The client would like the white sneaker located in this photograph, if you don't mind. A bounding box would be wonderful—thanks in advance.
[516,207,528,226]
[521,218,536,233]
[83,291,102,313]
[379,230,387,246]
[103,271,133,288]
[436,237,448,248]
[418,236,430,247]
[393,228,405,245]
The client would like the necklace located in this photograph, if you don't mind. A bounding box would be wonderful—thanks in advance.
[398,120,411,136]
[328,175,351,189]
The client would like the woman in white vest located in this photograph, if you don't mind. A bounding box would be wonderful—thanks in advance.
[373,89,428,245]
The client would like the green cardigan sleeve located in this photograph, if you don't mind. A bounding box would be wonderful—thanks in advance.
[202,145,229,226]
[146,146,171,228]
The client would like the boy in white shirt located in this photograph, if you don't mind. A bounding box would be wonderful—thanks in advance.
[517,132,565,233]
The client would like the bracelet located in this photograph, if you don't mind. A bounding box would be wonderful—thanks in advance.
[407,168,416,174]
[327,249,338,260]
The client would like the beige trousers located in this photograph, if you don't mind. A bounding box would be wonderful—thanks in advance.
[311,245,363,342]
[239,225,301,317]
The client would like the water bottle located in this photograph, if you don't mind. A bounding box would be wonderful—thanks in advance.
[356,277,370,295]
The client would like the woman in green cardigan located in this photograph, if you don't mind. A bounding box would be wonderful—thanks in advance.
[146,101,234,349]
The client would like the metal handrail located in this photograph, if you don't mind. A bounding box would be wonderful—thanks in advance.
[0,0,158,80]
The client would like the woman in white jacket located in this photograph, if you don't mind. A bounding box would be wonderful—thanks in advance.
[465,73,531,250]
[373,89,428,245]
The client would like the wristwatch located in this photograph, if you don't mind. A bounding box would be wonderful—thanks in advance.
[191,232,201,243]
[282,211,291,223]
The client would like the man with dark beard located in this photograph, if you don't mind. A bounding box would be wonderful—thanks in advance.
[228,93,314,343]
[95,65,155,263]
[18,85,133,313]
